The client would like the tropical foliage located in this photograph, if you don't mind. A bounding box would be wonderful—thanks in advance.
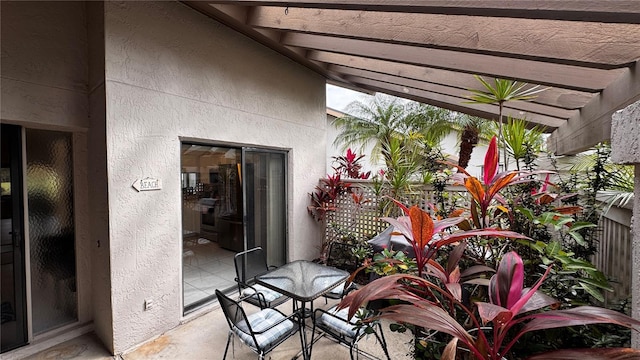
[334,134,639,359]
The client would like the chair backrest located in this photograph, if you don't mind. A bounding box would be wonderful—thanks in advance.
[216,289,248,331]
[326,242,359,273]
[234,247,269,284]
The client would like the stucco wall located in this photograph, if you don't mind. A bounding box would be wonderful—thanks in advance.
[0,1,89,130]
[103,1,326,353]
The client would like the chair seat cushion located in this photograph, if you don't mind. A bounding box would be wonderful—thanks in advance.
[242,284,284,303]
[328,281,346,296]
[235,309,294,349]
[317,305,358,338]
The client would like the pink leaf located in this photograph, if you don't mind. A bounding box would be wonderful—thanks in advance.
[432,216,466,234]
[380,216,413,241]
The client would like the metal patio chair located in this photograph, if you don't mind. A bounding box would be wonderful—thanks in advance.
[216,290,300,360]
[233,247,290,309]
[322,242,360,303]
[311,302,391,360]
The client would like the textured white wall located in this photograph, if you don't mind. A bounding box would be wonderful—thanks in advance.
[103,1,326,353]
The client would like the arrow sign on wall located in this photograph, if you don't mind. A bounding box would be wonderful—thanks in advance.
[132,177,162,192]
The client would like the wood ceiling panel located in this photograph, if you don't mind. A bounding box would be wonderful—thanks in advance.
[309,51,594,110]
[282,32,623,92]
[249,7,640,67]
[188,1,640,154]
[206,1,640,23]
[329,65,577,120]
[348,77,566,129]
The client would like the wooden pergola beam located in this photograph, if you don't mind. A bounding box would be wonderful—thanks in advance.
[309,51,594,110]
[249,6,640,68]
[329,65,576,121]
[282,32,623,92]
[205,1,640,23]
[549,61,640,155]
[349,77,566,129]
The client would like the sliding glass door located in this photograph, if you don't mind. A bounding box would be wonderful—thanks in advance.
[180,144,287,312]
[243,149,287,267]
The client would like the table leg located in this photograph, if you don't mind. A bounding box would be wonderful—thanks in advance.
[296,300,310,360]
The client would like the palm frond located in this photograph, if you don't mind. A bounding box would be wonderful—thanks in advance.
[465,76,547,104]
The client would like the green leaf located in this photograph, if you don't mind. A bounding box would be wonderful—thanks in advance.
[545,241,561,256]
[517,206,534,221]
[577,277,613,291]
[564,260,597,271]
[553,255,573,265]
[538,212,556,225]
[569,221,597,232]
[578,281,605,302]
[552,216,574,230]
[568,232,587,246]
[541,256,554,265]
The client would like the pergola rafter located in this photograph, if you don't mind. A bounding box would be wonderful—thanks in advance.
[184,0,640,154]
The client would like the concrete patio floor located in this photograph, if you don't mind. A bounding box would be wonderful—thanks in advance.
[20,297,414,360]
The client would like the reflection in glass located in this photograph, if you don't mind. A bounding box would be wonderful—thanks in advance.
[180,144,287,312]
[181,145,241,310]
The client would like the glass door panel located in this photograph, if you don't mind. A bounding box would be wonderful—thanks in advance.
[181,145,241,311]
[244,150,287,267]
[25,129,77,335]
[1,124,28,353]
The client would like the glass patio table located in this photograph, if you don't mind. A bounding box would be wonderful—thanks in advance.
[255,260,349,360]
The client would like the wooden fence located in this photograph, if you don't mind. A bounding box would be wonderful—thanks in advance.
[322,180,470,243]
[594,202,633,305]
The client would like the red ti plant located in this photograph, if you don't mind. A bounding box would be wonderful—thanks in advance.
[307,173,351,221]
[451,136,550,229]
[333,148,371,179]
[382,198,529,277]
[340,251,640,360]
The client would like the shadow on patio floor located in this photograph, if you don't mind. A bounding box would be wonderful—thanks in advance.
[20,297,413,360]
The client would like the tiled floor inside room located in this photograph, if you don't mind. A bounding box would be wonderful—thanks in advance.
[182,237,237,307]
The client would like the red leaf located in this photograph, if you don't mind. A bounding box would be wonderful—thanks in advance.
[487,172,518,199]
[464,177,486,206]
[410,206,434,250]
[380,304,475,346]
[521,306,640,334]
[447,242,466,276]
[483,136,499,184]
[476,302,511,325]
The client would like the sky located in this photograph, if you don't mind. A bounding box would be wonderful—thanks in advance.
[326,84,372,112]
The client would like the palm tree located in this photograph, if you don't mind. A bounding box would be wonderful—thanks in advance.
[467,76,546,171]
[409,107,493,170]
[404,102,455,150]
[332,94,413,170]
